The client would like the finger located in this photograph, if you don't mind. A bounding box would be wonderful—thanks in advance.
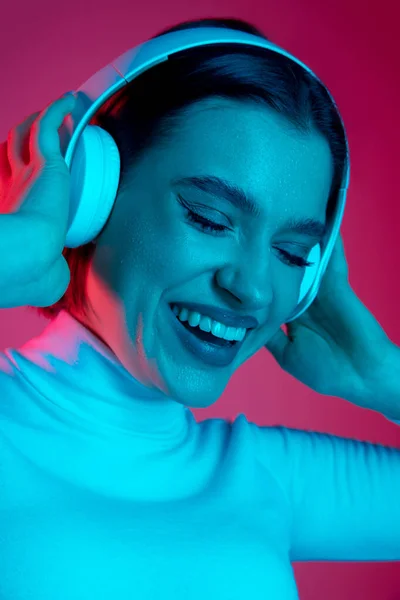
[29,93,76,165]
[7,112,41,172]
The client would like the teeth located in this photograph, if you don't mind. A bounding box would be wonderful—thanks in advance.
[188,311,201,328]
[171,304,247,342]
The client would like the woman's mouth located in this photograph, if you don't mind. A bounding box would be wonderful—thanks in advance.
[166,303,248,368]
[169,303,244,346]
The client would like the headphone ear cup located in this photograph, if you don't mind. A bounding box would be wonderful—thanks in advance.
[298,244,321,304]
[65,125,121,248]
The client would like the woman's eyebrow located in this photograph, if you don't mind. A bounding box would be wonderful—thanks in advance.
[173,174,327,239]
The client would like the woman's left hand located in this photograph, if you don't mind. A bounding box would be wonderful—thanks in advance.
[265,232,400,420]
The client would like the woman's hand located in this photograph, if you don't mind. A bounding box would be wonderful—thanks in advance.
[265,232,400,419]
[0,93,75,309]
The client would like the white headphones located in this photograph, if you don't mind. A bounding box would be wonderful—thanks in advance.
[58,27,350,323]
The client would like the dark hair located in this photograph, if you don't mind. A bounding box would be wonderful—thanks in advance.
[28,16,347,321]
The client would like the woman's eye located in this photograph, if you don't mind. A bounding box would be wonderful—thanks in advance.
[178,194,229,234]
[186,210,313,268]
[185,208,229,234]
[277,248,314,269]
[178,195,314,269]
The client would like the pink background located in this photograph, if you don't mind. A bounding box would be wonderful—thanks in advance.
[1,0,399,597]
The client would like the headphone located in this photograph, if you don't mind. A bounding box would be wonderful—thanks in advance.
[58,27,350,324]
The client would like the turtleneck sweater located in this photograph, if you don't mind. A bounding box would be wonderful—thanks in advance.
[0,310,399,599]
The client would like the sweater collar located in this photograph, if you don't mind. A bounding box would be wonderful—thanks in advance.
[18,310,191,444]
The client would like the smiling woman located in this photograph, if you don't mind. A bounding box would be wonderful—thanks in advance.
[3,14,400,600]
[22,15,345,409]
[27,16,346,325]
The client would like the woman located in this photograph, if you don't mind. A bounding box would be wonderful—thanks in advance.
[0,16,399,599]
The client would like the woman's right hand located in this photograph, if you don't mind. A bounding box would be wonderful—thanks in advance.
[0,93,76,309]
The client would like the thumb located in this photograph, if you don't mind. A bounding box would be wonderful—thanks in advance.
[264,326,290,366]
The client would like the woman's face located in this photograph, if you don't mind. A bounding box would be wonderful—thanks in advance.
[73,98,333,407]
